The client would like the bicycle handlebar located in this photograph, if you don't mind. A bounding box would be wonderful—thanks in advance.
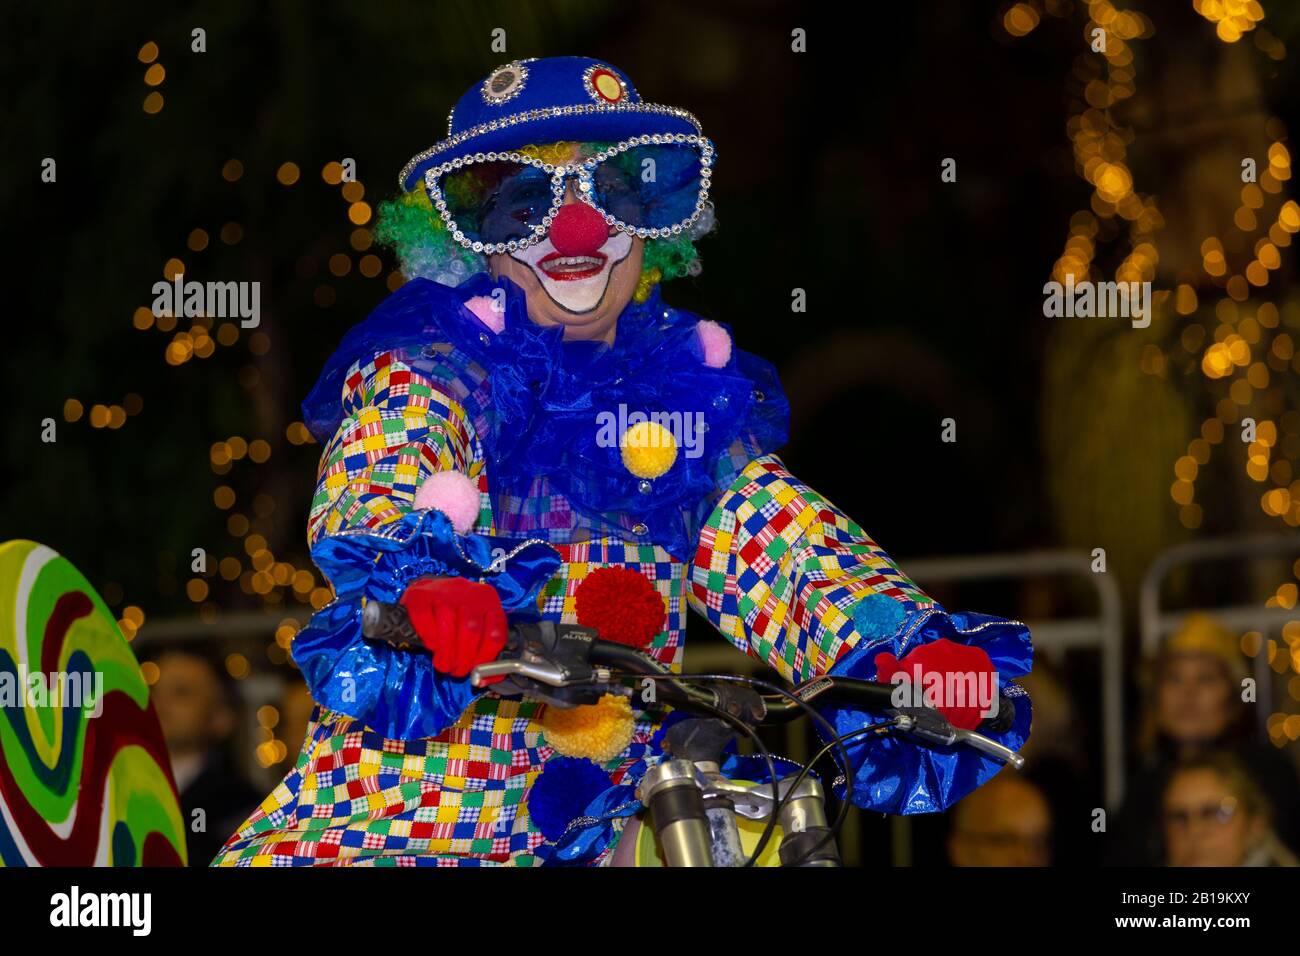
[361,599,421,646]
[359,598,1024,770]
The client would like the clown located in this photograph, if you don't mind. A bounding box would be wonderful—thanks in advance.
[213,57,1032,867]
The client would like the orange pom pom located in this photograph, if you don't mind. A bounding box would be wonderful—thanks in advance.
[541,694,635,763]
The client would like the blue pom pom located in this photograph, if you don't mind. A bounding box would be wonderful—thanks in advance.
[852,593,908,639]
[528,756,614,842]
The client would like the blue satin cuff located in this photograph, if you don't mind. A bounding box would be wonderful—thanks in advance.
[818,608,1033,814]
[292,510,561,741]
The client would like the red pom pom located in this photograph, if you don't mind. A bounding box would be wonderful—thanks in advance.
[574,567,666,648]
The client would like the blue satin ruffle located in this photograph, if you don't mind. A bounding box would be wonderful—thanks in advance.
[291,510,560,741]
[538,768,644,866]
[818,608,1033,815]
[537,733,812,866]
[301,273,789,559]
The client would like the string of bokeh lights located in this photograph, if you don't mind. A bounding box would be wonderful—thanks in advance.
[62,39,419,764]
[1006,0,1300,745]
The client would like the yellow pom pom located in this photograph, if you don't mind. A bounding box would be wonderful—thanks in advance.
[620,420,678,479]
[540,694,635,763]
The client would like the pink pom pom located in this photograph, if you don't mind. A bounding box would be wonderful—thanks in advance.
[464,295,505,334]
[696,320,732,368]
[413,471,481,534]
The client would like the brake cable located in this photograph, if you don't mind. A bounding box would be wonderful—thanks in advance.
[754,717,906,866]
[634,673,784,867]
[625,670,858,867]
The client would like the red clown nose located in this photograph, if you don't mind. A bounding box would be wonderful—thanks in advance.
[548,200,609,256]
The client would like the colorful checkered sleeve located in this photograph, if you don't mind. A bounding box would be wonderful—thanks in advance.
[307,349,484,544]
[689,455,935,683]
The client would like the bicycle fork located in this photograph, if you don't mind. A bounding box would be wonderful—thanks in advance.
[638,758,842,867]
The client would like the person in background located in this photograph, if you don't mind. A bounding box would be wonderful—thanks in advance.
[1016,663,1099,865]
[947,774,1052,867]
[1163,752,1297,867]
[1106,613,1300,865]
[146,647,261,866]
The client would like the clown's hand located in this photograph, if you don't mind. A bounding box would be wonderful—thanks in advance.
[399,576,508,679]
[872,638,1000,731]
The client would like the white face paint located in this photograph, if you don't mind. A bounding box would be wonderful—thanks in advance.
[508,231,634,314]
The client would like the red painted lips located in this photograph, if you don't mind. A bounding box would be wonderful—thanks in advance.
[537,251,607,280]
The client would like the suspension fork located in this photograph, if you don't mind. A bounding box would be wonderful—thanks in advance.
[638,759,714,867]
[638,761,842,867]
[774,776,840,867]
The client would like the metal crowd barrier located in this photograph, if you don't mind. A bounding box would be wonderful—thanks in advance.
[682,548,1123,866]
[901,551,1124,810]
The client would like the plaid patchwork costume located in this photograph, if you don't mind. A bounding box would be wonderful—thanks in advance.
[212,278,1029,867]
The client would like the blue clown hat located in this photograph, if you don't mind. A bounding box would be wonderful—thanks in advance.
[398,56,704,191]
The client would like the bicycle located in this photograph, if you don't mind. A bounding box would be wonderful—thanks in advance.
[362,600,1025,867]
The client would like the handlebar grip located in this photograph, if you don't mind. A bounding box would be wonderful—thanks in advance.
[979,694,1016,734]
[361,601,421,648]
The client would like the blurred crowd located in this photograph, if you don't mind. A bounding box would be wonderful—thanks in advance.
[143,646,311,866]
[143,611,1298,867]
[947,613,1298,868]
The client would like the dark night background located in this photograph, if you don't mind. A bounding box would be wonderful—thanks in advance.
[3,0,1300,867]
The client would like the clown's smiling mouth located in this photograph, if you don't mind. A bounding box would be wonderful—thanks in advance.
[538,251,607,280]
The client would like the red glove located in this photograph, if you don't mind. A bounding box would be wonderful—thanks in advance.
[873,638,998,731]
[399,577,508,679]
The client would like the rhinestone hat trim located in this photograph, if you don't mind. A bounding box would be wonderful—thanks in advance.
[422,133,714,254]
[399,100,705,191]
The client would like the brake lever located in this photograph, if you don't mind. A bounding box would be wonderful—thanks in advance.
[892,709,1025,769]
[470,658,606,688]
[469,620,618,709]
[953,729,1025,769]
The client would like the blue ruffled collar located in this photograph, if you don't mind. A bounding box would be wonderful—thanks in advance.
[304,273,788,558]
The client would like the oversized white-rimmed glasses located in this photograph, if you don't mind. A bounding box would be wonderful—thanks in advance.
[424,134,715,254]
